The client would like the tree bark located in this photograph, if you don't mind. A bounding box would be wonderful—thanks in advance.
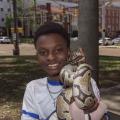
[78,0,99,84]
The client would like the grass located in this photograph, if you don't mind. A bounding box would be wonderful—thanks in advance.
[0,56,46,120]
[20,37,33,43]
[0,55,120,119]
[99,56,120,88]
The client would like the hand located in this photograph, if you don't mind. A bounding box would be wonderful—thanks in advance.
[69,102,85,120]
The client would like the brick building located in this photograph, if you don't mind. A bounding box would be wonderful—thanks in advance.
[23,0,78,36]
[99,0,120,38]
[105,6,120,37]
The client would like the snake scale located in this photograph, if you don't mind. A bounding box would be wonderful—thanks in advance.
[56,48,97,120]
[49,48,107,120]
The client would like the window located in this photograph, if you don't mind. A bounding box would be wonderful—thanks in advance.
[1,18,4,22]
[8,8,11,12]
[36,14,41,24]
[0,8,3,11]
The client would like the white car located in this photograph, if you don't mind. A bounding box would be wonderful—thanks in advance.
[70,37,78,41]
[99,37,114,45]
[0,36,11,43]
[112,37,120,44]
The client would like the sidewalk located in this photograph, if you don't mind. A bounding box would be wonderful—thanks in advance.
[100,85,120,119]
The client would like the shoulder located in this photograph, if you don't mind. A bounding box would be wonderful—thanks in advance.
[23,77,48,103]
[25,77,47,92]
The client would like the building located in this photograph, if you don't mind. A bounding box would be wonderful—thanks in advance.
[0,0,12,35]
[99,0,120,38]
[105,6,120,37]
[23,0,78,36]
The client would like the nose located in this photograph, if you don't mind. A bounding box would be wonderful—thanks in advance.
[47,52,56,61]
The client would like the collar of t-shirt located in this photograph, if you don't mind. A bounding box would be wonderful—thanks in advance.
[47,79,63,99]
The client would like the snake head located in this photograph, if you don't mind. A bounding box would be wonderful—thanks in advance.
[68,48,86,65]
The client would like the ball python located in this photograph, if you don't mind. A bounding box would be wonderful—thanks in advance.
[56,48,97,120]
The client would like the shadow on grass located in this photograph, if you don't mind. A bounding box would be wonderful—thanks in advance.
[0,56,46,103]
[0,55,120,101]
[99,56,120,88]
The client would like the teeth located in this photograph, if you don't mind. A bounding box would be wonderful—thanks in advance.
[48,64,58,67]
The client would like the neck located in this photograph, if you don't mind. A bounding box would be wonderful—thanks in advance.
[48,76,60,81]
[48,76,59,81]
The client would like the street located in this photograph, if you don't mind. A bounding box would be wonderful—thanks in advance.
[0,43,120,56]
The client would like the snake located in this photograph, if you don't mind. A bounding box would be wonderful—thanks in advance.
[49,48,107,120]
[56,48,97,120]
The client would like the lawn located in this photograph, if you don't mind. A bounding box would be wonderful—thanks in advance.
[99,56,120,88]
[0,56,46,120]
[0,55,120,119]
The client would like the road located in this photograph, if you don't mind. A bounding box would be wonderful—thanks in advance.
[0,43,120,56]
[0,43,35,56]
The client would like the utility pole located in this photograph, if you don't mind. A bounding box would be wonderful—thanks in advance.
[101,3,106,45]
[33,0,37,33]
[12,0,19,55]
[63,7,68,31]
[101,1,110,45]
[46,3,52,22]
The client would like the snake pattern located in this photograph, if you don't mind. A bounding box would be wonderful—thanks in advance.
[55,48,97,120]
[49,48,107,120]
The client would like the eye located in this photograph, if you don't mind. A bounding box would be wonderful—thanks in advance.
[37,50,48,56]
[55,47,64,54]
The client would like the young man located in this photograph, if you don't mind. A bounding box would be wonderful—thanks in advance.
[21,22,108,120]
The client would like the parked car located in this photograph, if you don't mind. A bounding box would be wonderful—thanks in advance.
[70,37,78,41]
[112,37,120,44]
[99,37,114,45]
[0,36,11,43]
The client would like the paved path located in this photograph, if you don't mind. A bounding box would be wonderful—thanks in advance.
[99,46,120,57]
[0,43,120,57]
[0,44,36,56]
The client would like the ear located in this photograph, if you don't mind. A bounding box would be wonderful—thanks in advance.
[36,51,41,62]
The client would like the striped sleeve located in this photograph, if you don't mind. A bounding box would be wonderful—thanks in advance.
[21,83,39,120]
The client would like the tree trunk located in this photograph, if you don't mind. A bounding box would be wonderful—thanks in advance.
[78,0,99,84]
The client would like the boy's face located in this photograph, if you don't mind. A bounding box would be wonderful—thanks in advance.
[36,33,70,80]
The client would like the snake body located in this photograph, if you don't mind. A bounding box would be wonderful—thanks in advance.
[56,48,96,120]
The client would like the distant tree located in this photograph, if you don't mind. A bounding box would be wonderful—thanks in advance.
[78,0,99,84]
[17,0,23,28]
[5,16,13,36]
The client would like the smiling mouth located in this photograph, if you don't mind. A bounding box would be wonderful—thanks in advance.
[48,64,59,69]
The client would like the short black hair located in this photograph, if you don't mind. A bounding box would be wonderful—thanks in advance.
[34,22,70,48]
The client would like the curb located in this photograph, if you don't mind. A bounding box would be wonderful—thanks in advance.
[99,45,120,48]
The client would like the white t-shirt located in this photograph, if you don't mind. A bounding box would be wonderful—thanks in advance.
[21,77,100,120]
